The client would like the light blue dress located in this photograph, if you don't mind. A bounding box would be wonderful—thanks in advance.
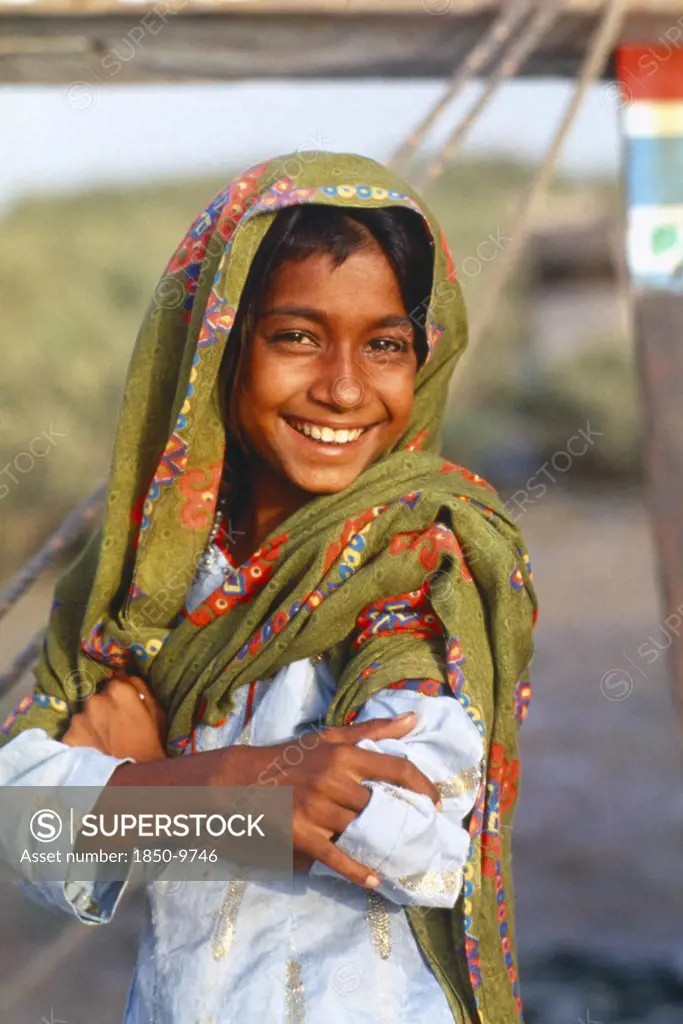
[0,544,483,1023]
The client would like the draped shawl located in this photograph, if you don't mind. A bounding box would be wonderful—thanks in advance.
[1,152,537,1024]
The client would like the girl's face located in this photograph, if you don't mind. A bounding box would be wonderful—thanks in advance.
[233,240,419,495]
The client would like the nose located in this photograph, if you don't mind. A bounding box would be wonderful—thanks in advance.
[307,346,368,412]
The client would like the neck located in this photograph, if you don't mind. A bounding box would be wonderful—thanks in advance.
[228,455,311,562]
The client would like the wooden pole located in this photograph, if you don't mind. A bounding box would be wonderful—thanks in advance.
[617,45,683,727]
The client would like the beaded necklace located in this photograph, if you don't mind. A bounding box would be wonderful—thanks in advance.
[197,473,232,573]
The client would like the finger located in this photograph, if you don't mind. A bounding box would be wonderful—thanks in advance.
[321,774,371,815]
[71,692,112,728]
[307,796,357,837]
[293,852,314,872]
[61,718,101,750]
[349,750,441,807]
[61,722,85,746]
[108,676,154,710]
[114,674,160,712]
[124,676,167,734]
[322,712,416,746]
[108,677,166,732]
[306,834,380,889]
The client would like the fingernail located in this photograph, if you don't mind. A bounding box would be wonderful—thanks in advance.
[397,712,416,721]
[365,874,381,888]
[436,799,444,813]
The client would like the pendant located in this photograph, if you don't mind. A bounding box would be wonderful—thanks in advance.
[198,544,221,573]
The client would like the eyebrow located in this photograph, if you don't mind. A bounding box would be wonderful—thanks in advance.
[260,306,415,332]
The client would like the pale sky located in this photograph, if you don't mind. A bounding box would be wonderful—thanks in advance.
[1,78,620,209]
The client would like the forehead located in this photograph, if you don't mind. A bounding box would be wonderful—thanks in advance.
[262,247,405,304]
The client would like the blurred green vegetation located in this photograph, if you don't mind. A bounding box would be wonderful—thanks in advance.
[0,160,639,578]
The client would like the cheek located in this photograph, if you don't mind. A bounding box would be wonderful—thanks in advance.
[235,345,278,415]
[380,371,417,431]
[233,343,300,440]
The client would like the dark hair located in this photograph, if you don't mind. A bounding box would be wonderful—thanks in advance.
[220,203,434,455]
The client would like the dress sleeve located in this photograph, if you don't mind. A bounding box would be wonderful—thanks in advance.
[310,687,482,908]
[0,728,132,923]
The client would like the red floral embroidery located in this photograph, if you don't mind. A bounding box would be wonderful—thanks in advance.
[187,532,287,627]
[440,461,495,492]
[177,462,222,530]
[167,236,206,276]
[388,677,442,696]
[489,742,519,816]
[481,831,502,878]
[322,507,386,574]
[441,228,458,283]
[354,588,442,648]
[405,428,429,451]
[130,473,155,550]
[388,523,461,572]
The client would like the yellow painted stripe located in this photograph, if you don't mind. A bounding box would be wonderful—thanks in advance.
[625,101,683,138]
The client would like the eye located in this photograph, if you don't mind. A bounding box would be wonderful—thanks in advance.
[272,330,317,347]
[366,337,410,357]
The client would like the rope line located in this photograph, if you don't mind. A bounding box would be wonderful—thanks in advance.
[468,0,627,349]
[390,0,532,172]
[417,0,565,191]
[0,628,45,697]
[0,480,106,624]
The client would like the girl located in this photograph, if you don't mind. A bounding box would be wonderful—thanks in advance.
[0,152,536,1024]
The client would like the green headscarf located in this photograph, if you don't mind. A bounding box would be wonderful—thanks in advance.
[2,153,536,1024]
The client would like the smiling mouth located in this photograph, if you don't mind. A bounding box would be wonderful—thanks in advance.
[284,417,372,447]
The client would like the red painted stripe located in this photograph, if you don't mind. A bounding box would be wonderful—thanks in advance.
[617,45,683,101]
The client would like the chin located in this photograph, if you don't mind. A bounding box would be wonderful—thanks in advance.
[285,461,366,496]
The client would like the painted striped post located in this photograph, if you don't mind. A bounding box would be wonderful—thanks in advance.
[618,44,683,290]
[617,43,683,725]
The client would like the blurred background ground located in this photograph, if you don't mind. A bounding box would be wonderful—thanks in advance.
[0,88,681,1022]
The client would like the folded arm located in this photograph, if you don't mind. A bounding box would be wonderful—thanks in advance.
[0,728,132,923]
[311,682,483,908]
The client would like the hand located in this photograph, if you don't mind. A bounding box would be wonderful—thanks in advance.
[219,712,441,886]
[62,674,167,763]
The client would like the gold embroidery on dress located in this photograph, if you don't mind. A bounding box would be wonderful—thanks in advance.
[211,879,247,961]
[435,766,481,800]
[366,890,392,960]
[397,867,463,900]
[285,959,306,1024]
[383,784,416,807]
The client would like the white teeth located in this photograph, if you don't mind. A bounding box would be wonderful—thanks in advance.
[289,420,364,445]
